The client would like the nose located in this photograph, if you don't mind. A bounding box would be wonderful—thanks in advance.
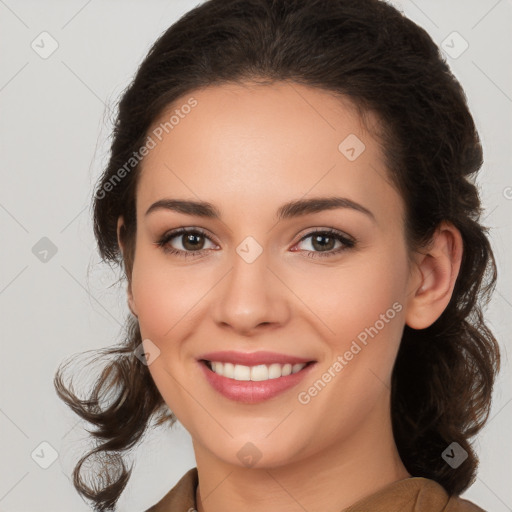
[211,246,291,336]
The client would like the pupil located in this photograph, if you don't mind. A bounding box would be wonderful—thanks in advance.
[313,234,334,251]
[183,233,203,251]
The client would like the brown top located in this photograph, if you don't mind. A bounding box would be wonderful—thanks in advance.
[145,467,485,512]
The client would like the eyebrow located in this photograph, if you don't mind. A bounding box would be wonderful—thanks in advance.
[145,196,376,222]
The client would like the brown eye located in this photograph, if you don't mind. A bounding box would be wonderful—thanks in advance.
[156,228,217,257]
[181,232,206,251]
[294,229,356,259]
[310,233,337,252]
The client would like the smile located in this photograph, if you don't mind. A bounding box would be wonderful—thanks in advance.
[204,361,307,381]
[197,351,316,403]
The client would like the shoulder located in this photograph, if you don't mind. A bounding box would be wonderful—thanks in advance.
[443,492,486,512]
[409,478,485,512]
[343,477,486,512]
[143,470,485,512]
[145,467,198,512]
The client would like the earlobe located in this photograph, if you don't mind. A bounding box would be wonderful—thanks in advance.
[116,216,125,256]
[127,288,138,318]
[405,221,463,330]
[116,215,138,318]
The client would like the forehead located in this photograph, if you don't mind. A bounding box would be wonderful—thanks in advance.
[136,81,403,228]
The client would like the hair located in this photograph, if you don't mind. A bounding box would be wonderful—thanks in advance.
[53,0,500,510]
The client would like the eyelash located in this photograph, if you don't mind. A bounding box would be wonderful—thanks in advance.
[155,227,356,259]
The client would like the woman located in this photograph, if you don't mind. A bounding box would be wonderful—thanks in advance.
[54,0,500,510]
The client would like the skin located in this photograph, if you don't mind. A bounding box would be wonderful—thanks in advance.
[117,81,463,512]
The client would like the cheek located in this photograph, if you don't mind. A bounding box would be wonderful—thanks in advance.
[292,259,406,433]
[290,252,406,345]
[130,248,190,339]
[130,245,222,344]
[287,246,408,408]
[130,251,205,420]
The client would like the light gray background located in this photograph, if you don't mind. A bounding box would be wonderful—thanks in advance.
[0,1,511,511]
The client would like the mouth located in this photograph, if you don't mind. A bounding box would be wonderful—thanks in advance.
[201,359,314,381]
[197,351,317,403]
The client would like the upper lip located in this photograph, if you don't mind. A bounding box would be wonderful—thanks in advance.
[198,350,315,366]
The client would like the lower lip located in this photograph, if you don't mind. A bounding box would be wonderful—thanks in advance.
[198,361,316,403]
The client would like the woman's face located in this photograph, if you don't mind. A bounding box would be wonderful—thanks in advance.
[124,81,419,469]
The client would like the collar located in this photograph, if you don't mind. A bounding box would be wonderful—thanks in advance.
[145,467,484,512]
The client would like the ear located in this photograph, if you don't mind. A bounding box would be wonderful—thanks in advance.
[405,221,463,330]
[117,216,138,317]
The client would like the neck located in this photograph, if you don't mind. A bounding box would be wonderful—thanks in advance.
[193,401,410,512]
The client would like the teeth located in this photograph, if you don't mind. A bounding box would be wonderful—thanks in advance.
[251,364,268,381]
[234,364,251,381]
[207,361,307,381]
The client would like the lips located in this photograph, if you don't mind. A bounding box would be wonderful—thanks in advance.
[197,350,317,403]
[198,350,314,366]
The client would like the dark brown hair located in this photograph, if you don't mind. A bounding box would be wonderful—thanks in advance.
[54,0,500,510]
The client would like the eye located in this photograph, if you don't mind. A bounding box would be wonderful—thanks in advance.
[155,227,356,259]
[293,229,356,258]
[155,228,218,258]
